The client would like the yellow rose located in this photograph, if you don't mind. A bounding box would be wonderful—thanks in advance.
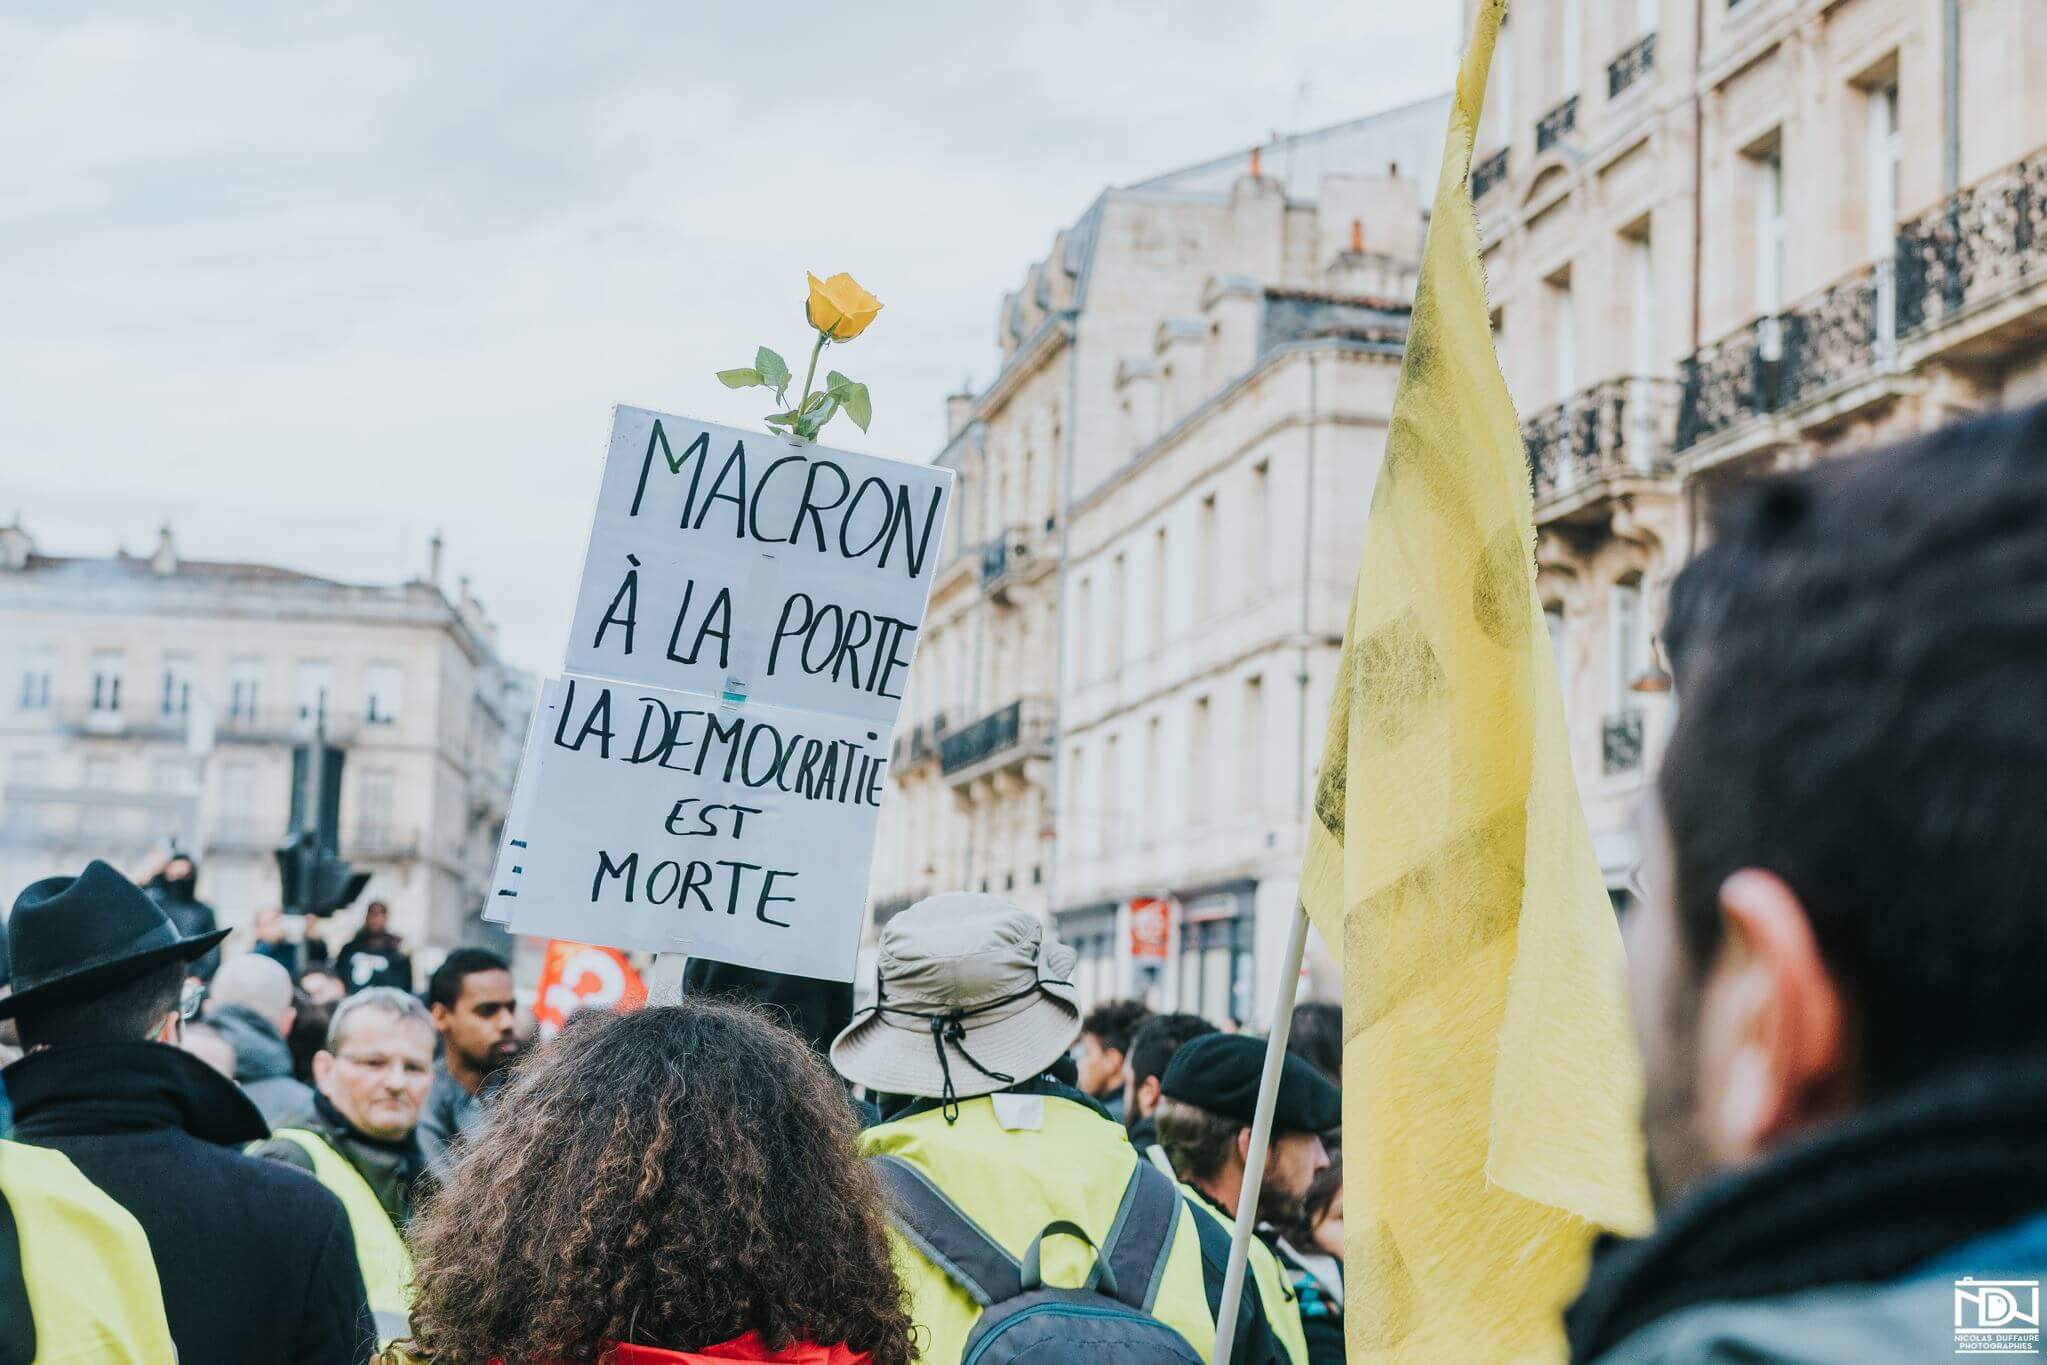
[806,271,883,342]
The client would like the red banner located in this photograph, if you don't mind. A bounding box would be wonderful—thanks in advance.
[533,939,648,1039]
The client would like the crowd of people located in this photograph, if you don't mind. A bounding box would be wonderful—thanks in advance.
[2,404,2046,1362]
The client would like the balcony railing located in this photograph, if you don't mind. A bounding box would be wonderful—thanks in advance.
[1678,142,2047,453]
[1602,709,1645,775]
[1536,96,1578,154]
[1897,143,2047,336]
[1522,376,1680,505]
[1472,146,1510,200]
[939,698,1054,778]
[1608,32,1656,100]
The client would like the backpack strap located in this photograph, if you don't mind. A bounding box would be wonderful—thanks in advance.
[1098,1159,1182,1313]
[870,1155,1024,1307]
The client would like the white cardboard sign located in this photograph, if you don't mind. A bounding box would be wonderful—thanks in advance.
[488,406,952,982]
[504,674,888,979]
[564,407,950,726]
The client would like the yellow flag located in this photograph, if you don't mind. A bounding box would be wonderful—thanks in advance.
[1298,4,1654,1359]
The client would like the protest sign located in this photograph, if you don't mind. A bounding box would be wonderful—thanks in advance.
[489,406,952,982]
[533,939,647,1039]
[564,407,949,725]
[484,678,564,924]
[507,674,890,979]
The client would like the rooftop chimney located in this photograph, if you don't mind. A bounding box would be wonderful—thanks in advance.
[428,529,445,588]
[1350,218,1364,253]
[1249,146,1263,178]
[150,523,178,576]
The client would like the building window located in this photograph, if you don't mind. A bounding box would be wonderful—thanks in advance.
[228,657,262,720]
[1142,716,1161,844]
[1866,80,1901,259]
[1559,0,1582,94]
[356,768,396,848]
[1545,606,1571,721]
[1074,576,1093,683]
[1248,460,1271,594]
[221,761,258,818]
[160,654,194,719]
[1196,493,1218,621]
[1111,553,1128,669]
[1753,145,1786,353]
[1241,675,1264,811]
[16,649,52,712]
[366,664,404,726]
[1177,907,1253,1025]
[294,660,335,726]
[1629,231,1656,377]
[1103,732,1121,856]
[1150,525,1169,653]
[1189,696,1212,826]
[151,758,189,793]
[1549,270,1577,403]
[1610,576,1646,703]
[83,756,120,789]
[90,651,124,713]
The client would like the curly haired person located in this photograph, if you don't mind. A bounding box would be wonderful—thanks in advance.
[378,998,915,1365]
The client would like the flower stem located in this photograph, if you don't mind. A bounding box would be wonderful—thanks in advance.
[796,332,828,416]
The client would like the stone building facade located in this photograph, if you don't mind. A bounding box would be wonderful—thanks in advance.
[871,98,1450,1024]
[0,522,528,958]
[1468,0,2047,897]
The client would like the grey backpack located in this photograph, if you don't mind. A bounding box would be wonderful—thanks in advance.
[871,1153,1205,1364]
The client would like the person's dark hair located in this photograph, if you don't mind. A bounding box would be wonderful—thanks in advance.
[407,999,915,1365]
[14,961,185,1051]
[1080,998,1150,1057]
[1286,1001,1341,1082]
[1659,401,2047,1101]
[1276,1149,1343,1251]
[1127,1012,1217,1089]
[1154,1096,1242,1184]
[286,987,327,1082]
[426,947,511,1011]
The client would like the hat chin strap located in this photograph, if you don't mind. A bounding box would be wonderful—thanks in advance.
[862,977,1054,1123]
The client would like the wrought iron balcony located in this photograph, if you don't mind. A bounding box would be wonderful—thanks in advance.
[979,537,1009,584]
[939,697,1054,780]
[1896,142,2047,337]
[979,525,1036,601]
[1608,32,1655,100]
[1675,263,1886,451]
[1521,376,1680,507]
[1472,146,1510,200]
[1678,141,2047,453]
[1536,96,1578,154]
[1602,709,1645,775]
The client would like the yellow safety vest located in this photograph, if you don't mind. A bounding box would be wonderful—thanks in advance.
[267,1128,414,1344]
[860,1095,1219,1362]
[1182,1189,1312,1365]
[0,1139,177,1364]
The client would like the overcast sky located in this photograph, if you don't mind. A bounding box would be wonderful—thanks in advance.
[1,3,1459,672]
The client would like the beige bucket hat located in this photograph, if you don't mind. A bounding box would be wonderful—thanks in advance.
[831,893,1080,1106]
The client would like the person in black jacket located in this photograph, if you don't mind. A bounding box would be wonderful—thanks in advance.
[0,860,375,1364]
[143,850,222,983]
[334,901,413,993]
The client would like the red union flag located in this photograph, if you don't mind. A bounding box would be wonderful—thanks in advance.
[534,939,648,1039]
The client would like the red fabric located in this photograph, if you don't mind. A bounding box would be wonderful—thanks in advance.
[609,1337,869,1365]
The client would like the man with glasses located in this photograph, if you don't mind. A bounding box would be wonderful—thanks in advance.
[252,985,435,1345]
[1,860,374,1363]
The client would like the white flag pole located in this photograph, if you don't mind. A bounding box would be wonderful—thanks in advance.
[1211,901,1313,1365]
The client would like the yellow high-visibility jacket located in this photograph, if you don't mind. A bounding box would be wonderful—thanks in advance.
[0,1138,177,1363]
[860,1093,1219,1362]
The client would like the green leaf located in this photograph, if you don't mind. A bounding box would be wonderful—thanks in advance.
[825,369,855,396]
[717,367,763,389]
[755,347,792,397]
[764,410,801,428]
[840,381,872,432]
[801,390,830,414]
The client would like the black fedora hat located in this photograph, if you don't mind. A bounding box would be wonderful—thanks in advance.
[0,860,229,1021]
